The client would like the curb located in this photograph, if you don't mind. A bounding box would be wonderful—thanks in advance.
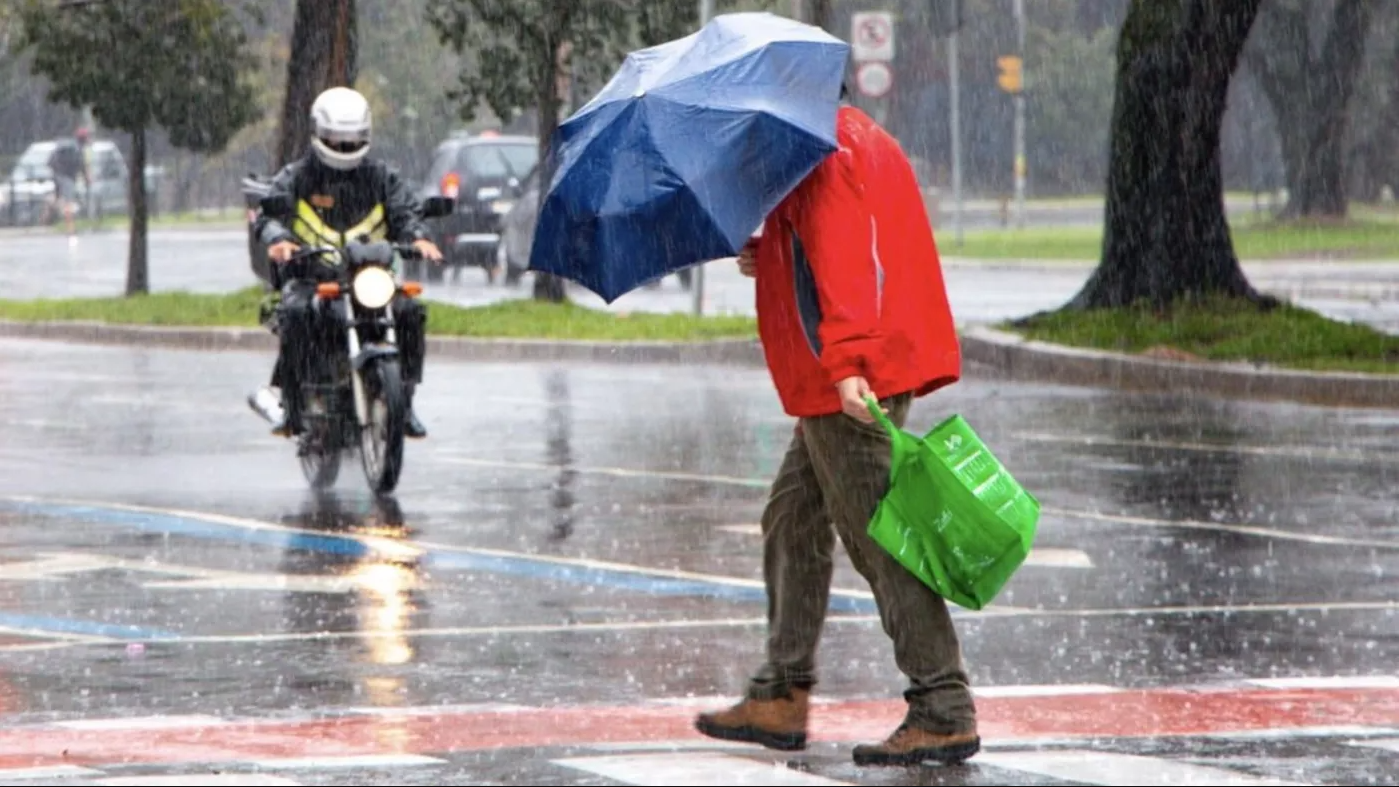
[960,326,1399,409]
[0,320,768,367]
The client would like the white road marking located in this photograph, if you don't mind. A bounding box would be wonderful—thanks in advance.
[975,750,1315,786]
[972,683,1122,697]
[0,551,379,595]
[1042,505,1399,550]
[716,525,1093,568]
[339,703,532,716]
[1244,675,1399,690]
[0,765,105,781]
[1205,725,1399,741]
[91,776,303,786]
[52,714,225,730]
[1013,431,1398,464]
[1347,737,1399,754]
[421,458,1399,550]
[553,752,854,786]
[439,457,770,487]
[249,754,446,770]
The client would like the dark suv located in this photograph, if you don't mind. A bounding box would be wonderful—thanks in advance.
[415,131,538,283]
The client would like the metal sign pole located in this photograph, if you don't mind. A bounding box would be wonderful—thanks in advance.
[691,0,716,317]
[950,28,963,248]
[1012,0,1026,229]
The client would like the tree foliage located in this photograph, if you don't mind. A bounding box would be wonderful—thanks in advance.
[18,0,259,154]
[18,0,260,295]
[424,0,760,301]
[424,0,714,132]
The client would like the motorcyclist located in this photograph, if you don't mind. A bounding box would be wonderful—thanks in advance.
[253,86,443,439]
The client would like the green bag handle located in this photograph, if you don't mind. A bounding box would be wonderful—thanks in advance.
[865,395,910,479]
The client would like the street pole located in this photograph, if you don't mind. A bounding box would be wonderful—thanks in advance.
[692,0,715,317]
[1012,0,1026,229]
[949,29,962,248]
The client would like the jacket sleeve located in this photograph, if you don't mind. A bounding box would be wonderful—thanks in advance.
[787,146,883,386]
[254,164,299,247]
[383,163,430,244]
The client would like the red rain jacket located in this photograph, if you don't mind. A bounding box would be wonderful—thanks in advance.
[752,105,961,418]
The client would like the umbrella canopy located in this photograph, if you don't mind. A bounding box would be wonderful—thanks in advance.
[527,12,850,303]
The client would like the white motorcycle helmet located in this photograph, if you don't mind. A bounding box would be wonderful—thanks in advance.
[309,86,372,171]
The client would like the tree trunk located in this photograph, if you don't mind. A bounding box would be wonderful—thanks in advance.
[808,0,833,31]
[1244,0,1376,219]
[1065,0,1273,311]
[531,35,567,304]
[125,126,148,296]
[274,0,357,170]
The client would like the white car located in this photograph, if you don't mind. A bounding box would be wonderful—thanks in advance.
[0,139,132,226]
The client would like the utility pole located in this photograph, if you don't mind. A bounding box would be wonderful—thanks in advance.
[1012,0,1026,229]
[692,0,715,317]
[949,29,963,248]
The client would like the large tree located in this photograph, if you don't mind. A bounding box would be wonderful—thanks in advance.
[425,0,737,303]
[1065,0,1277,310]
[275,0,358,169]
[1242,0,1377,219]
[19,0,259,296]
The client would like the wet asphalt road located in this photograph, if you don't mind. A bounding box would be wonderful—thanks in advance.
[8,227,1399,333]
[0,338,1394,784]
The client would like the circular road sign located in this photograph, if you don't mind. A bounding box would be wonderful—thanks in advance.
[856,61,894,99]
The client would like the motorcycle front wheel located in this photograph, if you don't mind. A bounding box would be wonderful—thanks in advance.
[298,391,341,490]
[299,441,342,490]
[358,358,406,494]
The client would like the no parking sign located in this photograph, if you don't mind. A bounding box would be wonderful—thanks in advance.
[850,11,894,62]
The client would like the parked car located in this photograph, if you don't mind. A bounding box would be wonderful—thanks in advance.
[415,130,538,283]
[240,173,274,289]
[496,163,692,291]
[0,138,132,227]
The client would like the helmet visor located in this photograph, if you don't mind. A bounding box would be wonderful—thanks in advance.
[320,137,368,155]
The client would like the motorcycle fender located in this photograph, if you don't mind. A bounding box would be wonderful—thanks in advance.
[352,343,399,371]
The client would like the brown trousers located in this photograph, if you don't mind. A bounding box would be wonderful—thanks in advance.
[745,392,977,735]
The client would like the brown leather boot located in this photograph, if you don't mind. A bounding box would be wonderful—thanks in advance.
[693,689,809,751]
[851,723,980,766]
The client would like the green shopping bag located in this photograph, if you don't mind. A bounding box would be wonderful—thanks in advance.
[864,397,1041,610]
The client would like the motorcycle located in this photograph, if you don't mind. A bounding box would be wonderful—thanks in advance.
[247,194,454,495]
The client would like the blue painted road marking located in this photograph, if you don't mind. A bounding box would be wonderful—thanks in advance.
[0,500,880,629]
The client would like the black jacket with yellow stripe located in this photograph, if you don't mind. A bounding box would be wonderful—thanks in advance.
[254,153,430,251]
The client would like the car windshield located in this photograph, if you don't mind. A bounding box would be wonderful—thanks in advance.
[462,143,537,180]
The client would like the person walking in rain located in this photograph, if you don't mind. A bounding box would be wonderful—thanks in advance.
[694,85,978,766]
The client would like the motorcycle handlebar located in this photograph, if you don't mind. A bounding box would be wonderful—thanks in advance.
[272,242,424,284]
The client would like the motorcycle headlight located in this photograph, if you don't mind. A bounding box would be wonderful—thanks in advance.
[352,266,397,309]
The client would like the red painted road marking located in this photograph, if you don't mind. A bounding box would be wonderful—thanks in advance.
[0,686,1393,769]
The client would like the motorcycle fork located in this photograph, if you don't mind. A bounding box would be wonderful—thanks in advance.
[342,297,370,426]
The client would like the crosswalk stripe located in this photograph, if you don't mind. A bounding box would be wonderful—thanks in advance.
[86,777,303,786]
[0,765,104,781]
[975,750,1315,786]
[1244,675,1399,690]
[247,754,447,770]
[1348,737,1399,753]
[552,752,854,786]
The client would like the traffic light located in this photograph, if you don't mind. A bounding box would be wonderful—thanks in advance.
[929,0,965,36]
[997,55,1022,94]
